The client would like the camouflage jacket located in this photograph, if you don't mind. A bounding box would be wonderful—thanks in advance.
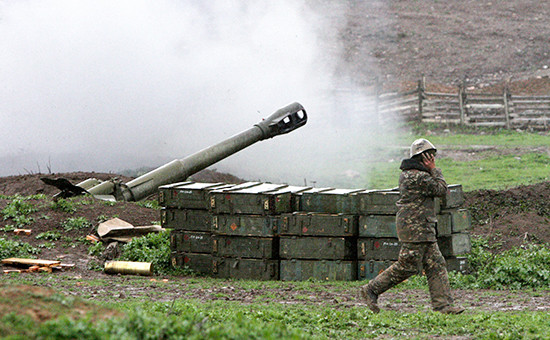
[396,158,447,242]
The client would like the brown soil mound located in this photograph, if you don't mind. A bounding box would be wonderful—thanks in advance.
[0,172,133,197]
[0,169,244,197]
[0,170,244,276]
[465,181,550,251]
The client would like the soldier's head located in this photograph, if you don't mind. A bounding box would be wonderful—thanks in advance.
[410,138,437,159]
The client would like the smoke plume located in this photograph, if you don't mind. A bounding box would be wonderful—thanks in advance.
[0,0,400,188]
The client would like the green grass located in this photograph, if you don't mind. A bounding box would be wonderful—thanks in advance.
[304,126,550,190]
[2,295,549,339]
[2,242,550,339]
[362,152,550,191]
[0,237,40,259]
[424,131,550,147]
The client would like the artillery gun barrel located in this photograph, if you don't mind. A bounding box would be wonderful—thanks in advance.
[87,102,307,201]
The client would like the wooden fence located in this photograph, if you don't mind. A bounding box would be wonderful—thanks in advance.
[375,80,550,130]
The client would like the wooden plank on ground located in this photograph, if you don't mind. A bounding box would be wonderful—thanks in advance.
[1,258,61,267]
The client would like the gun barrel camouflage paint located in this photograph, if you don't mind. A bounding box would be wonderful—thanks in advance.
[88,102,307,201]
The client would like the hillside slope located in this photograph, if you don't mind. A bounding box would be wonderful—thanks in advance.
[330,0,550,91]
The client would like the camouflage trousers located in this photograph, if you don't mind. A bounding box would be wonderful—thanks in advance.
[366,242,453,310]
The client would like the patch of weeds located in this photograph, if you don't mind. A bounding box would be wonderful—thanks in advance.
[0,237,40,258]
[448,237,550,289]
[399,275,428,289]
[120,231,173,275]
[1,225,16,232]
[36,231,61,241]
[38,242,56,249]
[61,236,87,248]
[294,294,313,301]
[61,217,91,232]
[475,243,550,289]
[87,259,103,271]
[256,292,278,301]
[213,292,231,299]
[96,215,111,224]
[88,242,106,257]
[101,200,116,207]
[467,236,498,272]
[11,215,35,228]
[50,198,77,213]
[78,198,95,206]
[1,195,38,227]
[2,195,38,219]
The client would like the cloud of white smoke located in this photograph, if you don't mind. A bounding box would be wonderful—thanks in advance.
[0,0,399,188]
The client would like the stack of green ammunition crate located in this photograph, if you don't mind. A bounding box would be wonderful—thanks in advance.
[355,189,402,280]
[355,185,471,280]
[160,182,233,275]
[160,182,472,281]
[435,185,471,273]
[208,182,309,280]
[279,188,362,281]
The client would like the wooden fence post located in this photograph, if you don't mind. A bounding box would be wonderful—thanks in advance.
[458,83,465,125]
[503,86,511,129]
[417,78,424,122]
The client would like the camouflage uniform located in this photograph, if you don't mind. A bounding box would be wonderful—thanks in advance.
[364,158,454,311]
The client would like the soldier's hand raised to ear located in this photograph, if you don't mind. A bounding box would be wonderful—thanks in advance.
[422,152,436,170]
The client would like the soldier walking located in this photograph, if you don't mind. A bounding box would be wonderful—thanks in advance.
[360,138,464,314]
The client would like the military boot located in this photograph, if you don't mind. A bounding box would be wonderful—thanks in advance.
[436,305,465,315]
[360,285,380,313]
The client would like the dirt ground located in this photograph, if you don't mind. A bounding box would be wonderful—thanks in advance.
[0,169,241,273]
[332,0,550,93]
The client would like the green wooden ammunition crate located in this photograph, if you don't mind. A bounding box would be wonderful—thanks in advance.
[280,259,357,281]
[171,231,212,253]
[300,188,362,214]
[357,237,401,260]
[280,212,358,237]
[435,212,452,237]
[210,183,300,215]
[171,252,213,275]
[358,260,394,281]
[281,185,313,211]
[356,190,400,214]
[161,209,211,231]
[213,257,279,280]
[211,214,279,237]
[437,233,472,256]
[159,182,233,209]
[440,184,465,209]
[445,256,469,274]
[437,209,471,234]
[279,236,356,260]
[212,236,278,259]
[170,232,178,250]
[358,215,397,238]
